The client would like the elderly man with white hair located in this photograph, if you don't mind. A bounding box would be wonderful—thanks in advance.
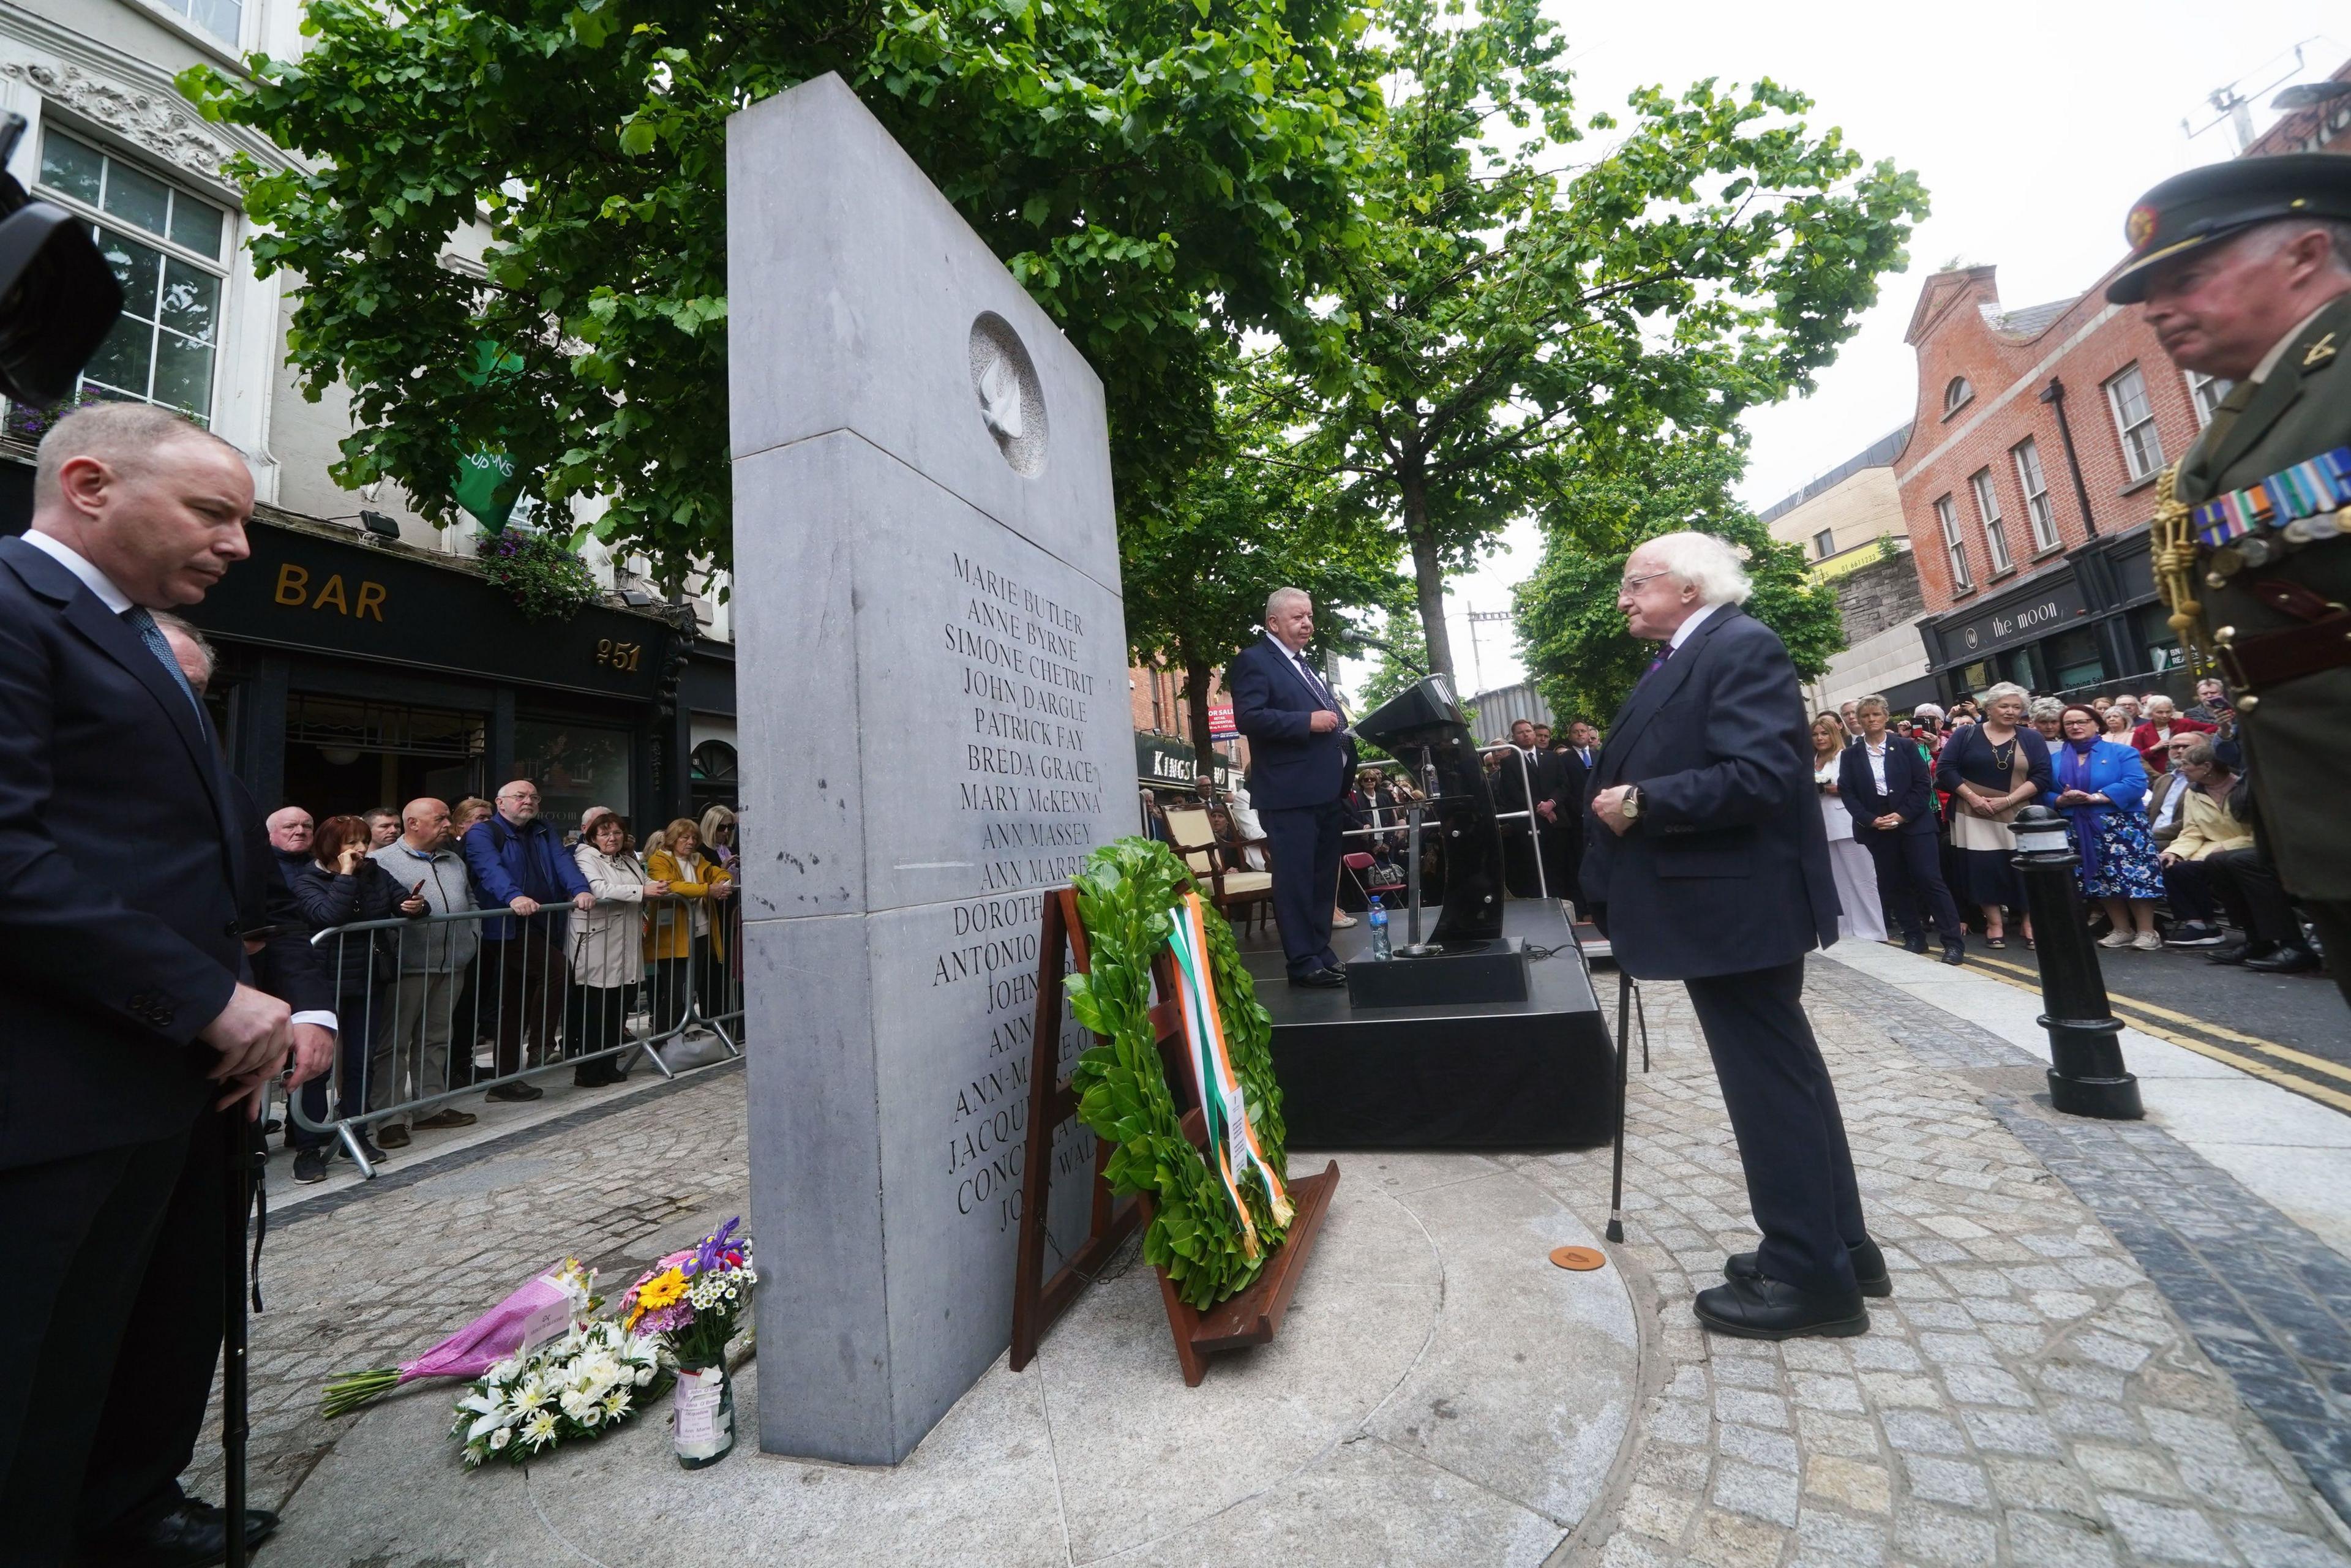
[1229,587,1356,986]
[1583,532,1879,1341]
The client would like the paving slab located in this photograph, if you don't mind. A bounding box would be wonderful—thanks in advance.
[263,1136,1634,1567]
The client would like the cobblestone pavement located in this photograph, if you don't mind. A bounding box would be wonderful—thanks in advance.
[1527,959,2350,1568]
[186,966,2351,1568]
[182,1062,749,1510]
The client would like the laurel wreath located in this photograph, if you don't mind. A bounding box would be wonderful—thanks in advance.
[1065,838,1291,1309]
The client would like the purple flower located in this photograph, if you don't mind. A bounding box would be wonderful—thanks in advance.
[691,1218,743,1280]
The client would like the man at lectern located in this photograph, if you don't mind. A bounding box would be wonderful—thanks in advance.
[1583,533,1886,1341]
[1231,588,1355,988]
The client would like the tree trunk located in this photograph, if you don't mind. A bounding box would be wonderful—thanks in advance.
[1400,463,1454,679]
[1182,650,1218,780]
[1409,530,1454,680]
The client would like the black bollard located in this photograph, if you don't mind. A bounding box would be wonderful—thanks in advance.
[2009,805,2142,1120]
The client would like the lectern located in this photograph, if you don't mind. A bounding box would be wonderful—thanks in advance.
[1354,675,1506,953]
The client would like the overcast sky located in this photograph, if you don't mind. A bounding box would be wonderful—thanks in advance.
[1344,2,2347,701]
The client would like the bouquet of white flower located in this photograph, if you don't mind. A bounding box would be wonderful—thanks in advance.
[450,1319,666,1467]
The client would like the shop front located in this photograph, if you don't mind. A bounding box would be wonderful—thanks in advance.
[1133,730,1242,796]
[1919,525,2183,703]
[171,509,698,829]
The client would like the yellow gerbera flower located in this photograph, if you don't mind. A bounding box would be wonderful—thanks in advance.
[635,1268,688,1311]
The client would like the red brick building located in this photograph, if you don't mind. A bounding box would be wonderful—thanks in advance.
[1128,661,1246,793]
[1895,63,2351,702]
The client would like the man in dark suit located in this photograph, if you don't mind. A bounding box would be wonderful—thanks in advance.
[1492,718,1550,898]
[1545,737,1589,911]
[1838,694,1965,963]
[1230,587,1354,987]
[0,404,296,1564]
[1582,532,1883,1340]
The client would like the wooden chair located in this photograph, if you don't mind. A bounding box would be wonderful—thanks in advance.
[1162,806,1274,934]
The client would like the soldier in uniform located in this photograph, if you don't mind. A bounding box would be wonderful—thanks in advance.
[2107,153,2351,1008]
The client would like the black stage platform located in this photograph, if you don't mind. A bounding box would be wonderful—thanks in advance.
[1238,901,1615,1150]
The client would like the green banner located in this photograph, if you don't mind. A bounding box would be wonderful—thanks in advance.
[454,341,528,531]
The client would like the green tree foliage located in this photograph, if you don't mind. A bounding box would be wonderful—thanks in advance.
[179,0,1379,580]
[1349,605,1429,713]
[1513,432,1842,722]
[1122,369,1403,757]
[1265,0,1925,677]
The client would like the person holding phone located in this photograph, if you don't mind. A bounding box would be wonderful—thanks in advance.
[571,809,666,1085]
[287,816,412,1179]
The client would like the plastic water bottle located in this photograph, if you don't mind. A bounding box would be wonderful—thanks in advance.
[1368,896,1392,960]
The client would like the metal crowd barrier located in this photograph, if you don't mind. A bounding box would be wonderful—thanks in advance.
[1477,744,1551,901]
[288,887,745,1178]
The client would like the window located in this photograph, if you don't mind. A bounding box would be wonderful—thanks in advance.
[2184,370,2232,428]
[2104,364,2164,481]
[514,719,634,828]
[31,129,227,424]
[1970,469,2012,574]
[1812,528,1835,560]
[2012,437,2059,553]
[1943,377,1974,418]
[148,0,242,47]
[1935,494,1972,593]
[2047,628,2105,690]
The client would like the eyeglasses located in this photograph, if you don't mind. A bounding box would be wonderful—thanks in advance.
[1618,571,1670,594]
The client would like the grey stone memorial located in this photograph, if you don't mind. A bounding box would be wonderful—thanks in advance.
[727,73,1138,1464]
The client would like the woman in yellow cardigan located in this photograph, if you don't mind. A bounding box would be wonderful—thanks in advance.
[2156,737,2252,948]
[645,817,733,1034]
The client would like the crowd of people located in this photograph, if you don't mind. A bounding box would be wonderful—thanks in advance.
[254,777,744,1182]
[1139,715,1608,926]
[1809,675,2325,976]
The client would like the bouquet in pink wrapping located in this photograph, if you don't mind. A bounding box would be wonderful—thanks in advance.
[321,1260,596,1418]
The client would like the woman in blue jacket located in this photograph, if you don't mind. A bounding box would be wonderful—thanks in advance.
[2052,703,2167,951]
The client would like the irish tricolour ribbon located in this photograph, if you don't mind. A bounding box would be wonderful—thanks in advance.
[1165,892,1294,1259]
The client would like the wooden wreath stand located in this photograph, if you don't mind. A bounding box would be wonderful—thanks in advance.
[1008,886,1340,1386]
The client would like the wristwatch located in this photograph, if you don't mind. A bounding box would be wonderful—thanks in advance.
[1619,786,1642,822]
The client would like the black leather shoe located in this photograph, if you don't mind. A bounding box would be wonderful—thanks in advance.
[2245,943,2321,974]
[83,1497,280,1567]
[2208,940,2271,966]
[1694,1275,1869,1340]
[1727,1237,1892,1298]
[1288,967,1348,988]
[1902,929,1929,955]
[1940,938,1967,966]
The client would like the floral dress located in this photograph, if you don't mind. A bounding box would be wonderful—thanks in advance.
[2053,740,2165,901]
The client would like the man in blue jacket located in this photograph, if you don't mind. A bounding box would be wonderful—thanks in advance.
[1583,533,1883,1341]
[462,779,594,1101]
[1230,588,1355,986]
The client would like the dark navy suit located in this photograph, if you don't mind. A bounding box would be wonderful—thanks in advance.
[0,534,252,1555]
[1839,733,1962,942]
[1580,604,1864,1297]
[1230,632,1354,976]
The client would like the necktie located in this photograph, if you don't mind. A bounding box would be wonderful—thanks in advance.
[1291,648,1337,711]
[121,605,204,720]
[1644,641,1678,677]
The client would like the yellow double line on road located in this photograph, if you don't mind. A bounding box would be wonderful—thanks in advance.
[1937,948,2351,1116]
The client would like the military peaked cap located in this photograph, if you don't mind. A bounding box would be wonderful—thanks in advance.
[2107,152,2351,304]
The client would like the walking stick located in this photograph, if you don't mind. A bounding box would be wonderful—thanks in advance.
[1605,968,1630,1245]
[223,1109,261,1568]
